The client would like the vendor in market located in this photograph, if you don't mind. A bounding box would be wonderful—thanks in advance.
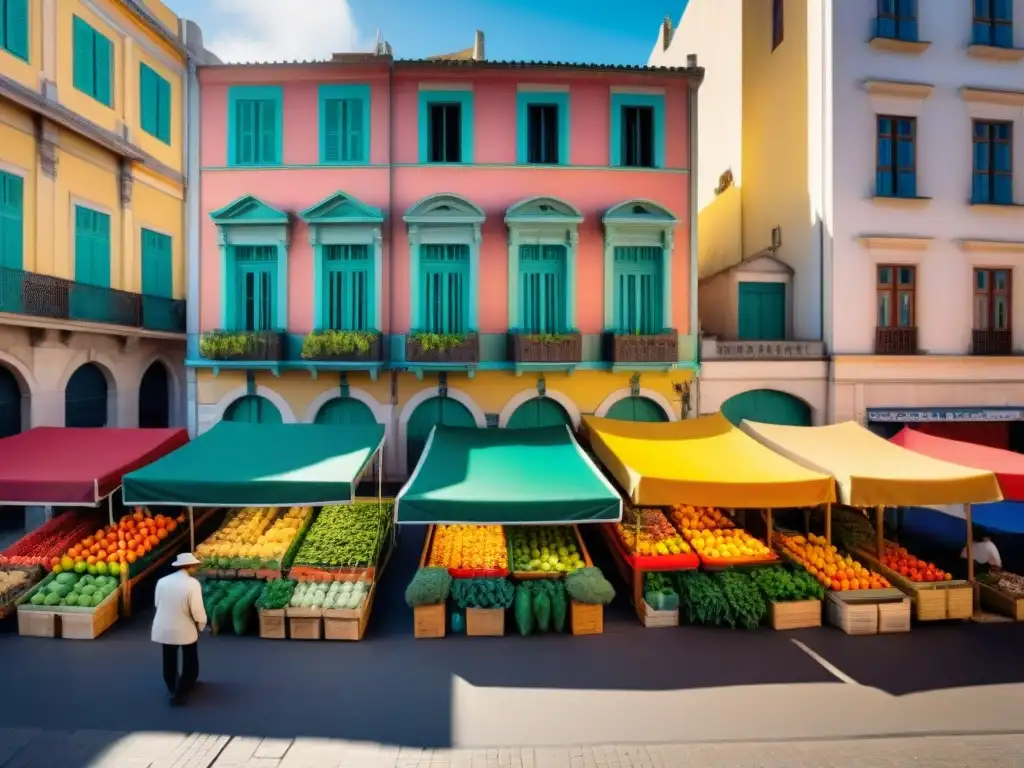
[961,525,1002,573]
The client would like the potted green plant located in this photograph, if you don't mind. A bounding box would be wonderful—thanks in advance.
[604,329,678,364]
[509,331,582,363]
[406,331,479,363]
[300,330,382,361]
[198,330,284,361]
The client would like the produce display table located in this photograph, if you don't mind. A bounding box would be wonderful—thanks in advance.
[16,571,122,639]
[0,567,43,621]
[826,590,911,636]
[977,579,1024,621]
[855,546,972,621]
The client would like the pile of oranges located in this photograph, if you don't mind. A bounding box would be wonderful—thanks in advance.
[670,505,772,561]
[52,508,184,573]
[778,532,890,592]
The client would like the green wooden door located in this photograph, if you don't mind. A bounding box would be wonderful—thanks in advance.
[421,245,469,333]
[0,365,22,439]
[605,396,668,422]
[506,397,571,429]
[519,245,566,334]
[314,397,376,425]
[141,229,174,330]
[72,206,111,323]
[138,362,169,428]
[613,246,663,334]
[406,396,474,472]
[0,171,24,314]
[324,245,372,331]
[721,389,810,427]
[224,395,282,424]
[65,363,107,428]
[738,282,785,340]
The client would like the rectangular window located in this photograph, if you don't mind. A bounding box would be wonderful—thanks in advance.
[0,0,29,61]
[876,0,918,41]
[974,268,1011,331]
[876,115,917,198]
[973,0,1013,47]
[973,120,1013,205]
[621,106,655,168]
[72,15,112,106]
[420,244,469,334]
[527,105,559,164]
[876,265,915,328]
[613,246,663,334]
[320,85,369,164]
[323,244,371,330]
[235,245,277,331]
[428,103,462,163]
[229,86,282,166]
[772,0,784,50]
[519,244,567,334]
[139,63,171,144]
[0,170,24,271]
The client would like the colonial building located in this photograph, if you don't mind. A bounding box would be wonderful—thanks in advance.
[655,0,1024,448]
[0,0,202,441]
[191,42,703,479]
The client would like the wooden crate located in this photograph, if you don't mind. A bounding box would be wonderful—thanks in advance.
[17,582,120,640]
[878,599,912,634]
[946,585,974,620]
[17,609,57,637]
[465,607,505,637]
[769,599,822,630]
[857,547,971,621]
[640,600,679,628]
[258,609,286,639]
[288,617,322,640]
[413,603,446,639]
[978,582,1024,621]
[324,586,375,641]
[570,601,603,635]
[827,594,878,636]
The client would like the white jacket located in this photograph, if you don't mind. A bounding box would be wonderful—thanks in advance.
[151,570,207,645]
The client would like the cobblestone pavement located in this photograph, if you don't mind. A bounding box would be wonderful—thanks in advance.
[1,730,1022,768]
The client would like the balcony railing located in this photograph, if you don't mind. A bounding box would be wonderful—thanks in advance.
[0,266,185,333]
[508,332,582,364]
[972,328,1012,356]
[875,326,918,354]
[604,331,678,364]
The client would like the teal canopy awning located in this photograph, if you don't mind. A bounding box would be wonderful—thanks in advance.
[123,421,384,507]
[395,426,622,524]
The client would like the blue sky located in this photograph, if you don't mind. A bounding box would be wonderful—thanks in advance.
[166,0,675,65]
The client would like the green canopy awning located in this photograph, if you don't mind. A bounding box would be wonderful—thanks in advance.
[123,421,385,507]
[395,426,622,524]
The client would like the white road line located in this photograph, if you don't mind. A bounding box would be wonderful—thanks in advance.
[791,638,862,686]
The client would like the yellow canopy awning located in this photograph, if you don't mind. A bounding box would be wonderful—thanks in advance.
[581,413,836,508]
[740,420,1003,507]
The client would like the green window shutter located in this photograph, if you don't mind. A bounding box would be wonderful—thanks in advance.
[139,63,155,135]
[236,100,255,164]
[4,0,30,61]
[518,244,566,334]
[92,210,110,287]
[141,229,172,298]
[257,99,277,163]
[420,244,468,334]
[612,246,662,334]
[72,16,93,96]
[0,172,24,270]
[156,75,171,143]
[324,244,371,330]
[345,98,364,162]
[93,31,112,106]
[323,99,341,162]
[236,246,277,331]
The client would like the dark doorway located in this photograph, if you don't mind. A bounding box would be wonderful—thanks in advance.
[138,362,170,428]
[65,363,108,428]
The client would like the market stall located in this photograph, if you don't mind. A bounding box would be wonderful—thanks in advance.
[890,427,1024,620]
[582,414,836,630]
[0,427,190,639]
[123,421,389,641]
[742,420,1002,630]
[396,425,622,638]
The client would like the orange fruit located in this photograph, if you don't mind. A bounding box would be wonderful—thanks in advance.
[87,555,97,565]
[126,551,137,564]
[156,529,168,540]
[166,521,177,533]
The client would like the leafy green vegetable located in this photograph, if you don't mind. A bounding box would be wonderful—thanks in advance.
[714,571,767,630]
[405,567,452,607]
[514,584,534,636]
[677,571,734,627]
[551,582,568,632]
[451,578,515,610]
[750,565,825,603]
[232,581,263,635]
[256,578,296,611]
[564,567,616,605]
[533,590,552,632]
[294,502,393,569]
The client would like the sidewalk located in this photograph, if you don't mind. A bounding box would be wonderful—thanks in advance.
[1,730,1022,768]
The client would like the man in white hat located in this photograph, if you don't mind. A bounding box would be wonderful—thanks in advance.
[152,552,207,704]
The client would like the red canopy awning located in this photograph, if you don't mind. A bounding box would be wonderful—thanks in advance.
[890,427,1024,501]
[0,428,189,506]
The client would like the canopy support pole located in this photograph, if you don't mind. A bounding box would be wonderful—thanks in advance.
[803,508,810,535]
[765,508,773,548]
[965,503,975,583]
[875,505,884,559]
[107,495,114,527]
[824,503,832,545]
[188,506,195,552]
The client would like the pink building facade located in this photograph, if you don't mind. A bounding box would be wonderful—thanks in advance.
[191,55,702,478]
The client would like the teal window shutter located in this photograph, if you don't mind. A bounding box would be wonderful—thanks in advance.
[72,15,112,106]
[258,99,277,163]
[141,229,172,297]
[234,99,278,164]
[72,16,93,96]
[324,244,371,330]
[612,246,663,334]
[156,75,171,142]
[0,171,24,270]
[73,206,109,288]
[235,245,277,330]
[140,63,172,143]
[518,244,567,334]
[93,210,111,287]
[93,28,112,106]
[420,244,469,334]
[323,97,365,163]
[323,99,341,161]
[345,98,364,162]
[237,100,255,164]
[2,0,30,61]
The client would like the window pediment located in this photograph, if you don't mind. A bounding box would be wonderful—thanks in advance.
[603,199,678,227]
[403,193,485,225]
[505,196,583,226]
[210,195,289,226]
[300,190,384,225]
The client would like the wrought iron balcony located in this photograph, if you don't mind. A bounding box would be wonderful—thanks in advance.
[972,329,1012,356]
[0,266,185,334]
[875,326,918,355]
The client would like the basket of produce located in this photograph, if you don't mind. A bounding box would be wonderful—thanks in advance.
[196,506,313,576]
[775,532,892,594]
[676,570,769,630]
[18,571,122,639]
[427,524,509,578]
[507,525,591,578]
[564,566,615,635]
[855,541,971,621]
[406,566,453,639]
[669,505,778,568]
[289,502,391,581]
[513,579,572,636]
[0,511,100,569]
[202,579,264,636]
[451,577,515,637]
[603,507,698,571]
[255,578,295,639]
[977,569,1024,621]
[749,565,825,630]
[0,567,43,619]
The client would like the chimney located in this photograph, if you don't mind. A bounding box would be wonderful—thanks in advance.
[473,30,485,60]
[686,53,697,68]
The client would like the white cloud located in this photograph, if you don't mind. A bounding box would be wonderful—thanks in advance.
[207,0,362,63]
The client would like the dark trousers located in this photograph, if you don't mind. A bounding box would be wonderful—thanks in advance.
[162,642,199,698]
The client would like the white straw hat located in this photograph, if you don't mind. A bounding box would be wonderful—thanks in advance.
[171,552,201,568]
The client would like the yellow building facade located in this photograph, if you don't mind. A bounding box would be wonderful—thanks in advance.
[0,0,191,437]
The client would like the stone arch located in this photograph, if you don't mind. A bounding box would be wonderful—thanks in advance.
[398,386,486,477]
[139,353,184,426]
[0,351,35,434]
[64,361,116,427]
[138,360,171,428]
[208,384,297,425]
[720,388,812,427]
[497,388,581,429]
[303,386,388,424]
[594,388,677,422]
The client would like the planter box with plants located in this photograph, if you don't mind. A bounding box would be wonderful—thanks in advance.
[301,330,383,362]
[508,332,582,364]
[406,332,479,365]
[604,331,678,365]
[199,330,285,361]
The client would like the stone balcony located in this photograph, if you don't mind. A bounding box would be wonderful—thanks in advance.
[700,337,827,361]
